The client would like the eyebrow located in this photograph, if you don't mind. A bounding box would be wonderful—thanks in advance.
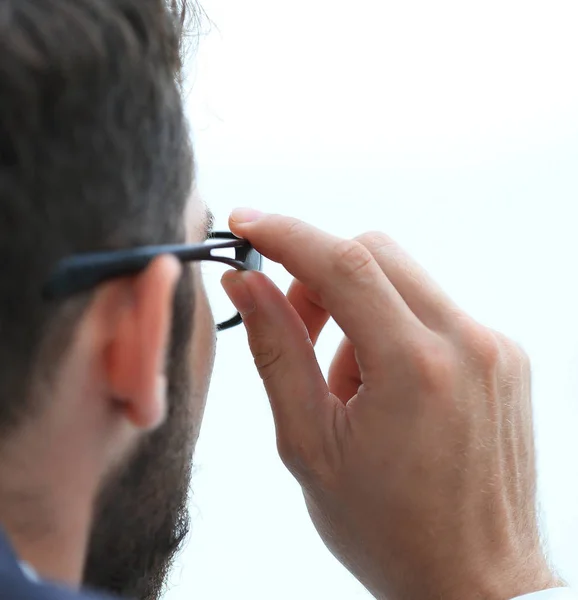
[203,205,216,240]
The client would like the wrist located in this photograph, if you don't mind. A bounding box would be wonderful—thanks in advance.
[448,558,561,600]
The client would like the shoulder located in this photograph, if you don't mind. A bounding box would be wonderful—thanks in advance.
[0,567,120,600]
[0,566,118,599]
[0,527,122,600]
[0,549,119,600]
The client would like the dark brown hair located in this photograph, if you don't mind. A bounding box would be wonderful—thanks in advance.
[0,0,195,431]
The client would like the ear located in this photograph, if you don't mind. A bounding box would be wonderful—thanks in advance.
[100,255,182,431]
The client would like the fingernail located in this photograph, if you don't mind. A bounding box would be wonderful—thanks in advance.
[230,207,265,224]
[221,273,256,316]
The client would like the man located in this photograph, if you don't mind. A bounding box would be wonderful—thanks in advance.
[0,1,574,600]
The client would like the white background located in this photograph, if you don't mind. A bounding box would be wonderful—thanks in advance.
[166,1,578,598]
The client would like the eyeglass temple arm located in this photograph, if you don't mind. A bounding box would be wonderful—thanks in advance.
[44,238,260,300]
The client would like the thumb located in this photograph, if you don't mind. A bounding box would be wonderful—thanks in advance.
[221,269,341,476]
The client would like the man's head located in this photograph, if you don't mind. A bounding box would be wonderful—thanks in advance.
[0,1,215,598]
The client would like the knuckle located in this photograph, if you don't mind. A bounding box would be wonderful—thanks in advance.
[333,239,374,278]
[494,330,531,370]
[247,330,284,382]
[409,335,456,395]
[275,436,295,468]
[458,318,501,368]
[276,408,346,488]
[252,347,283,382]
[276,436,337,489]
[517,344,531,372]
[354,230,394,251]
[277,437,315,474]
[284,217,307,239]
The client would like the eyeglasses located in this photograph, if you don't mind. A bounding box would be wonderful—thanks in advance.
[43,231,263,332]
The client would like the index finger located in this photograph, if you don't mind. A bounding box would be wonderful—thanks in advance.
[229,210,423,370]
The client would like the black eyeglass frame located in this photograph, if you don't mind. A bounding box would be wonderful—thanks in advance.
[43,231,263,332]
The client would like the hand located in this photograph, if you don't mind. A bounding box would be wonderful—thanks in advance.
[222,209,559,600]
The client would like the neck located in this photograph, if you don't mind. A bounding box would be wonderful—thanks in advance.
[0,424,99,587]
[0,494,92,586]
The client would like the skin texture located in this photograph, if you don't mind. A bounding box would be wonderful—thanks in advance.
[82,250,216,600]
[0,200,560,600]
[222,209,560,600]
[81,197,217,600]
[0,196,216,599]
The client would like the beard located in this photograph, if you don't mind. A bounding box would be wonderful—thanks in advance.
[83,270,198,600]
